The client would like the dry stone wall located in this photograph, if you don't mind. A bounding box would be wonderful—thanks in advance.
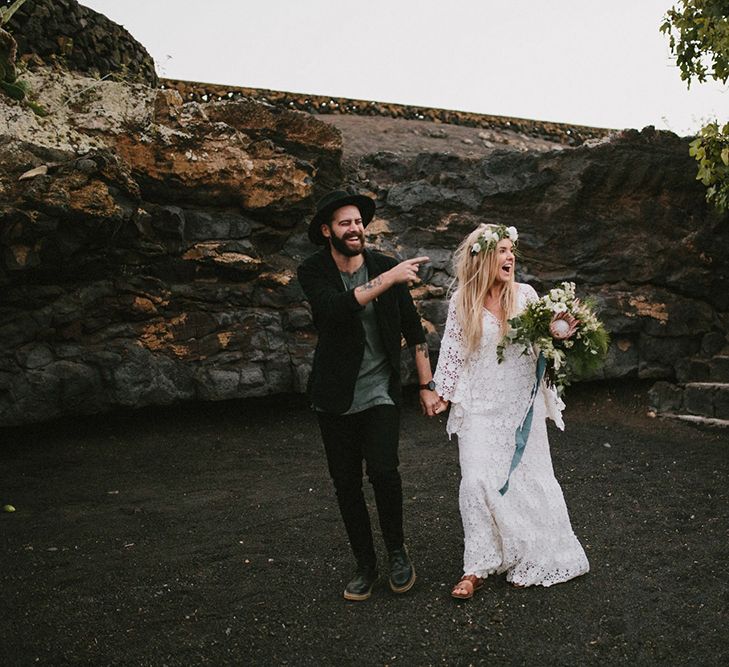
[5,0,157,85]
[162,78,609,147]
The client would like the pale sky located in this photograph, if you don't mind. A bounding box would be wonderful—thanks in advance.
[82,0,728,135]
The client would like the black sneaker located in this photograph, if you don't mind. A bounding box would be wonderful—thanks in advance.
[388,547,416,593]
[343,566,378,601]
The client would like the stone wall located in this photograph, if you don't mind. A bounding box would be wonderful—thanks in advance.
[162,78,609,147]
[4,0,157,85]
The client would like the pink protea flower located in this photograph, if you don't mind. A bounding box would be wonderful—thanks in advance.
[549,311,579,340]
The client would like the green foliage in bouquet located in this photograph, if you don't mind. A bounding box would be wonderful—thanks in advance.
[497,282,610,393]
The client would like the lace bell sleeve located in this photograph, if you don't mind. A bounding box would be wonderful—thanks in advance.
[520,282,539,305]
[433,296,467,401]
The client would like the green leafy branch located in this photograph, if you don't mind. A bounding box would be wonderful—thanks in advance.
[689,121,729,210]
[662,1,729,211]
[661,0,729,86]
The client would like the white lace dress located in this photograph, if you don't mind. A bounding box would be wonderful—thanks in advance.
[433,283,589,587]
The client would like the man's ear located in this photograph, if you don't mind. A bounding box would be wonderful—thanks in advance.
[321,223,331,239]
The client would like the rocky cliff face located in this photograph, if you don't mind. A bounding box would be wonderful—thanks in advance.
[0,66,342,425]
[1,68,727,426]
[345,127,729,385]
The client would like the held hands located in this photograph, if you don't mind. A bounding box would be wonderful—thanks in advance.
[387,256,429,285]
[420,391,450,418]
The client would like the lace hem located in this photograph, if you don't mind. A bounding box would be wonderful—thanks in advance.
[465,530,590,586]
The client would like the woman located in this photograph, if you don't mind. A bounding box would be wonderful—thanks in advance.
[432,224,589,598]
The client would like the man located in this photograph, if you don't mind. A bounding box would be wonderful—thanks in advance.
[297,189,441,601]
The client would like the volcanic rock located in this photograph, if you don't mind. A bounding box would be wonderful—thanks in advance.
[1,14,727,425]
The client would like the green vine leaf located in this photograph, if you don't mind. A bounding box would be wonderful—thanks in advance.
[662,2,729,212]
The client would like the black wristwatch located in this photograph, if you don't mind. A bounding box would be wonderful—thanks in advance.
[419,380,436,391]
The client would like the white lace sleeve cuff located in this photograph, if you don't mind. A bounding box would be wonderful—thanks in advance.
[541,382,565,431]
[433,296,466,401]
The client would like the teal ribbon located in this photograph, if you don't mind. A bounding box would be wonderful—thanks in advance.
[498,352,546,496]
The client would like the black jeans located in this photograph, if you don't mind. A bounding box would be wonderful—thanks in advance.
[317,404,404,569]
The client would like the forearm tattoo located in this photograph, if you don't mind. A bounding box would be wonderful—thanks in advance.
[416,342,429,359]
[358,275,383,292]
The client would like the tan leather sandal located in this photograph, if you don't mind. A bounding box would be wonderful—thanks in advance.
[451,574,484,600]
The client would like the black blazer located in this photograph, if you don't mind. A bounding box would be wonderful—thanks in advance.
[297,247,426,414]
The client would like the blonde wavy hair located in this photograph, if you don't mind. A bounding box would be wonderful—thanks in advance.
[452,224,518,354]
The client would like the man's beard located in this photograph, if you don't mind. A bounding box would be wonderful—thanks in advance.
[330,231,365,257]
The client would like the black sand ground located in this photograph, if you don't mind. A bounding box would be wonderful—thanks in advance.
[1,380,727,666]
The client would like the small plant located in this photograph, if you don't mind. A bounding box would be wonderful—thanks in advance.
[0,0,28,25]
[0,0,47,115]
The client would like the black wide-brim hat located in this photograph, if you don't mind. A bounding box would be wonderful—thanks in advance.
[308,189,376,245]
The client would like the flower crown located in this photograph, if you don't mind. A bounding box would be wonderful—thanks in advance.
[470,225,519,256]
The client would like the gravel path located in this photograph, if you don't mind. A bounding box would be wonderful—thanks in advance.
[1,380,726,665]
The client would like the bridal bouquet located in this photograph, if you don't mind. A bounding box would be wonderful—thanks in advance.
[497,282,609,394]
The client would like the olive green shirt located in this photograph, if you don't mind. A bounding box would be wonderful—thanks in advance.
[339,263,394,414]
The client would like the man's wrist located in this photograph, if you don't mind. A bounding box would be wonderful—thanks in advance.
[419,380,436,391]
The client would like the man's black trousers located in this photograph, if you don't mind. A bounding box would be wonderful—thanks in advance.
[316,404,404,569]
